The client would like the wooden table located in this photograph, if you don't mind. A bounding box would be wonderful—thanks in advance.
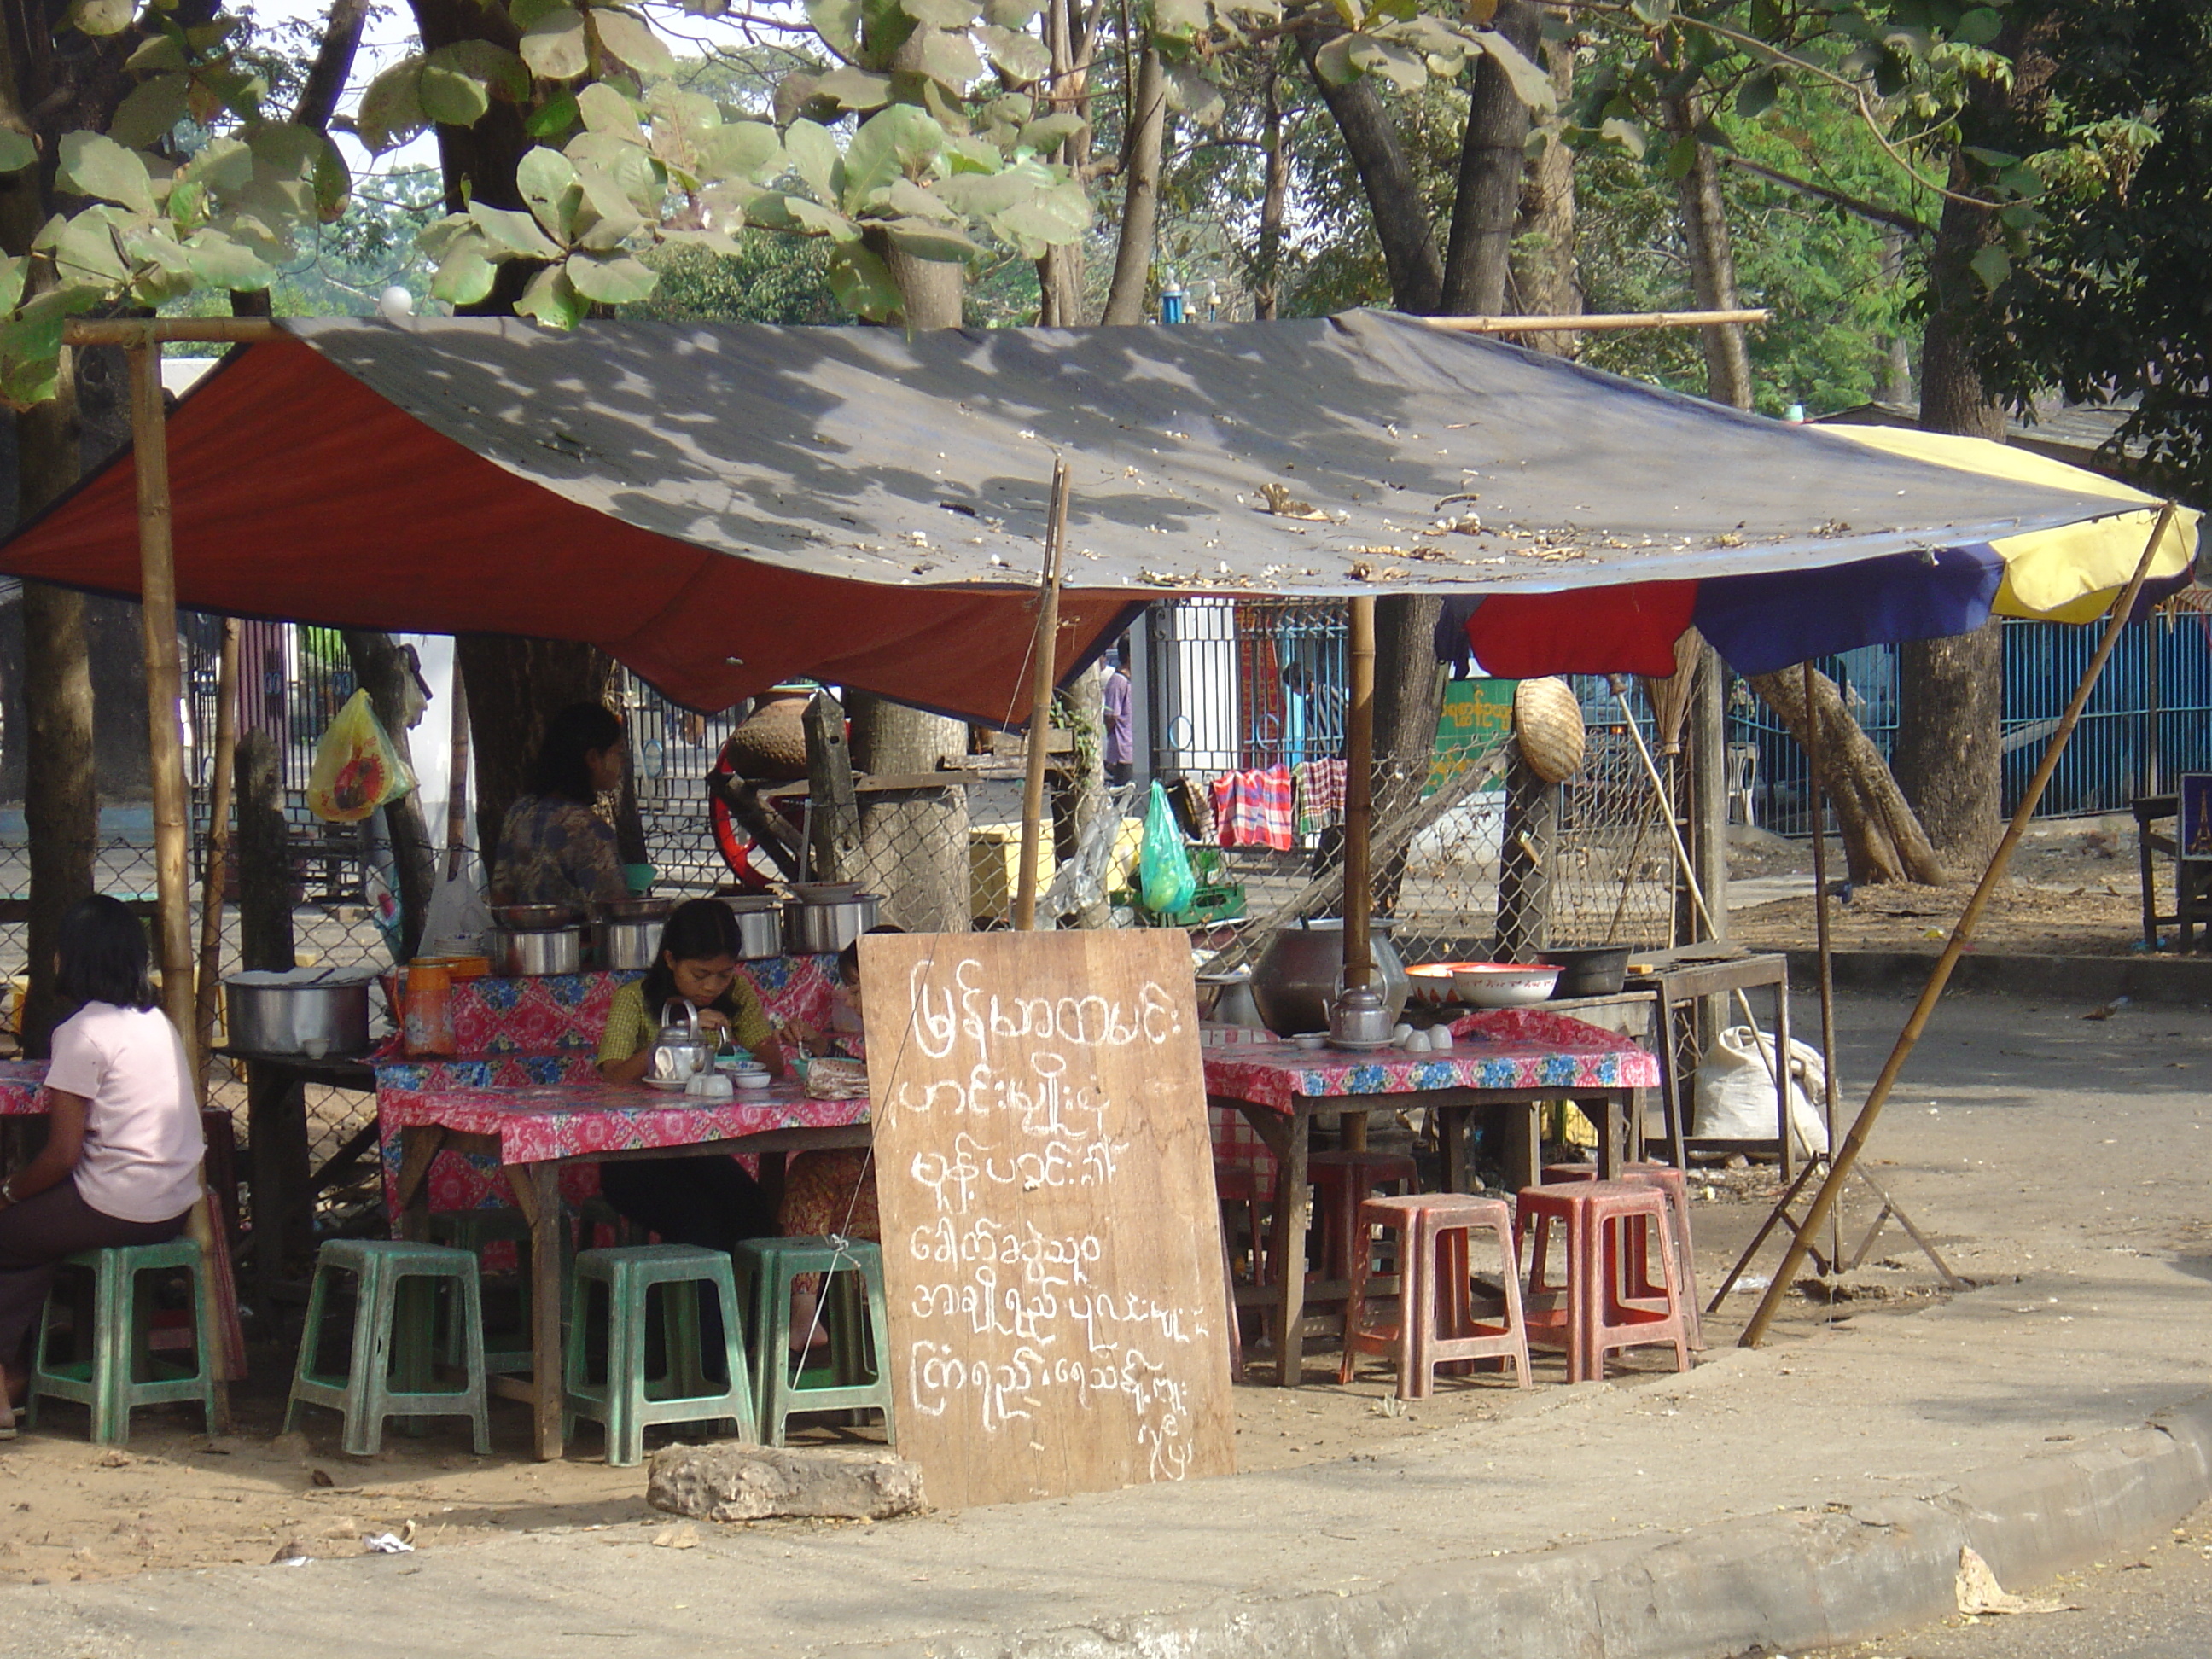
[381,1076,872,1460]
[1201,1010,1660,1387]
[1623,946,1794,1176]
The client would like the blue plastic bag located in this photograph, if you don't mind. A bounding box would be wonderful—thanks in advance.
[1140,781,1196,916]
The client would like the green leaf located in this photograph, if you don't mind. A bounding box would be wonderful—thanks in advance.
[805,0,864,58]
[527,91,581,139]
[420,61,491,127]
[813,67,894,109]
[576,81,643,138]
[976,23,1050,80]
[432,235,498,304]
[878,214,977,261]
[694,120,781,182]
[1663,131,1697,180]
[826,243,902,319]
[0,131,33,174]
[515,263,587,328]
[56,133,154,215]
[887,175,958,218]
[1734,69,1778,120]
[125,32,186,72]
[428,40,530,101]
[1152,0,1207,38]
[1310,32,1357,86]
[517,145,580,241]
[914,28,984,90]
[566,249,658,302]
[900,0,975,23]
[178,136,253,193]
[521,5,590,77]
[1954,5,2002,45]
[787,195,861,240]
[984,0,1039,22]
[844,103,944,202]
[1996,163,2043,200]
[0,316,67,409]
[1970,243,2010,291]
[356,59,428,153]
[574,145,661,217]
[1166,64,1225,125]
[591,10,677,79]
[1627,0,1670,20]
[471,199,566,258]
[0,254,25,313]
[1470,29,1555,114]
[66,0,135,37]
[50,212,129,285]
[183,227,273,288]
[109,73,189,148]
[783,120,841,203]
[1016,111,1084,153]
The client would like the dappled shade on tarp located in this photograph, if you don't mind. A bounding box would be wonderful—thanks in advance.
[0,311,2169,713]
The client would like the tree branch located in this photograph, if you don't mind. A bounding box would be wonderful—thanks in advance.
[1722,154,1935,236]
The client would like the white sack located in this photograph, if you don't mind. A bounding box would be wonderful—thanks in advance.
[1692,1025,1831,1157]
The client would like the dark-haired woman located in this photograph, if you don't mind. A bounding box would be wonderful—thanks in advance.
[0,896,204,1437]
[592,899,778,1252]
[489,701,629,908]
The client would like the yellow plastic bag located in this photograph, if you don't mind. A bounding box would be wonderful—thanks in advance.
[306,690,415,823]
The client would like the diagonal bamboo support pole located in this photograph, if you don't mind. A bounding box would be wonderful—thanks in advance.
[1013,459,1071,930]
[1739,502,2177,1348]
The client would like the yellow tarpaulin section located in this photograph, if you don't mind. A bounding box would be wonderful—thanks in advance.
[1826,426,2198,621]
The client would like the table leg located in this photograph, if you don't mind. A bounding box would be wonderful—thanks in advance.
[1270,1107,1312,1387]
[1439,1105,1470,1194]
[507,1161,567,1460]
[1495,1102,1539,1196]
[247,1060,312,1323]
[1655,988,1687,1171]
[1774,975,1794,1183]
[393,1126,446,1243]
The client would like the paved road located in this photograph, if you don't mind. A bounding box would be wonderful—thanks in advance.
[1806,1502,2212,1659]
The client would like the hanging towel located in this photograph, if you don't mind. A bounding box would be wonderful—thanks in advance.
[1213,766,1295,850]
[1294,758,1347,833]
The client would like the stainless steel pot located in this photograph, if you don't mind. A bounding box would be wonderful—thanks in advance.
[224,971,374,1057]
[783,894,881,955]
[594,917,662,972]
[1249,918,1411,1036]
[595,897,673,924]
[715,896,783,960]
[494,927,582,977]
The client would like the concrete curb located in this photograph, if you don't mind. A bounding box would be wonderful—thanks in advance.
[856,1394,2212,1659]
[1786,950,2212,1007]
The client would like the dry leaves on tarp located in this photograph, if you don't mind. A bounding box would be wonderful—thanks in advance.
[1956,1545,2078,1615]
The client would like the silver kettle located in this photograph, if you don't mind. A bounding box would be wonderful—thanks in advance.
[648,999,713,1086]
[1328,983,1395,1048]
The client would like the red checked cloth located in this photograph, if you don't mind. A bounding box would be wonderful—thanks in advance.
[1209,765,1296,850]
[1294,758,1347,832]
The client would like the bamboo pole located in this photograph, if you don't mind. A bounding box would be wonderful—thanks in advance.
[194,618,239,1062]
[1416,308,1770,335]
[1739,503,2177,1348]
[1013,460,1071,930]
[65,319,286,346]
[1803,658,1841,1271]
[446,656,471,881]
[1342,597,1377,988]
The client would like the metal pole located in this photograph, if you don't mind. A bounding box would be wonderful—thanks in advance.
[1740,503,2177,1347]
[1013,461,1071,930]
[194,618,239,1063]
[1342,596,1376,988]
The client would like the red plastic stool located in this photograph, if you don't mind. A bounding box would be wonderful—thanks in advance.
[1308,1150,1417,1284]
[1516,1181,1691,1382]
[1542,1162,1703,1350]
[1340,1193,1529,1398]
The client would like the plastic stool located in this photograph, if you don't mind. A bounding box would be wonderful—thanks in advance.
[1516,1182,1691,1382]
[26,1239,217,1446]
[1542,1162,1703,1350]
[428,1208,569,1376]
[1341,1194,1529,1398]
[733,1237,894,1448]
[1308,1150,1418,1283]
[283,1240,491,1456]
[564,1244,756,1467]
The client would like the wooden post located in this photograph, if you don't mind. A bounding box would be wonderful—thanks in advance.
[445,656,470,879]
[1739,504,2176,1348]
[195,618,239,1063]
[1014,461,1071,931]
[803,690,861,884]
[1495,754,1557,962]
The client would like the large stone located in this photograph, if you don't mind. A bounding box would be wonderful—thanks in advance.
[646,1444,928,1522]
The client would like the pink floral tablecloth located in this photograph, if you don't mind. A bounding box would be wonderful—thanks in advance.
[0,1059,49,1114]
[381,1079,870,1167]
[1202,1008,1658,1115]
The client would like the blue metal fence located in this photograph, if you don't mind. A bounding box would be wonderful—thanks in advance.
[1726,613,2212,834]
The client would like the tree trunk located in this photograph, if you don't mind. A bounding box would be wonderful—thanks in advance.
[1253,61,1289,320]
[294,0,370,129]
[20,578,92,1057]
[1749,668,1947,887]
[235,731,296,973]
[1662,95,1754,410]
[1495,753,1557,959]
[1440,0,1541,316]
[1511,27,1580,355]
[1035,0,1097,325]
[1299,31,1442,313]
[1369,597,1443,912]
[1100,44,1167,326]
[454,636,615,856]
[341,631,436,959]
[803,690,861,884]
[1051,666,1109,927]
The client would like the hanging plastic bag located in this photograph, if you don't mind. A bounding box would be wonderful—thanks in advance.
[420,851,492,957]
[1139,781,1196,917]
[307,690,416,823]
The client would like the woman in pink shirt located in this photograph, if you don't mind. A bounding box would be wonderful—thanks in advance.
[0,896,204,1436]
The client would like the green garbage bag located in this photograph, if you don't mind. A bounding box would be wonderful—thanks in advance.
[1140,781,1196,916]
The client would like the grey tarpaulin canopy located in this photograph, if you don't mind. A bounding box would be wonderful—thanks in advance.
[0,309,2145,718]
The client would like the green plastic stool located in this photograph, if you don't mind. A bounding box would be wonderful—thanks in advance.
[283,1240,491,1457]
[26,1239,217,1447]
[428,1208,570,1377]
[732,1237,895,1448]
[564,1244,757,1467]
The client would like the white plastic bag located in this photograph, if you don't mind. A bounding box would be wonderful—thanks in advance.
[420,853,491,957]
[1691,1025,1831,1157]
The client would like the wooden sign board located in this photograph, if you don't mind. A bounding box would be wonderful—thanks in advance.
[859,929,1235,1511]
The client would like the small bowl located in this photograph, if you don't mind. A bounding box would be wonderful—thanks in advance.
[1452,963,1562,1008]
[300,1036,331,1060]
[1291,1032,1330,1051]
[789,882,864,905]
[731,1067,772,1091]
[492,902,581,932]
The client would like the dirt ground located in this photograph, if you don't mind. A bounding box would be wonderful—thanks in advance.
[0,1163,1932,1590]
[1727,813,2174,957]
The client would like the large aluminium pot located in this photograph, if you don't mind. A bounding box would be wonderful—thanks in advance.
[1249,918,1411,1037]
[715,895,783,960]
[494,927,583,977]
[224,969,375,1057]
[783,894,881,955]
[594,917,663,972]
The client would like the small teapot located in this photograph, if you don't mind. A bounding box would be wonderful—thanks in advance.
[1328,982,1395,1048]
[648,999,713,1086]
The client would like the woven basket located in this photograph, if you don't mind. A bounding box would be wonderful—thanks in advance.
[1513,677,1586,783]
